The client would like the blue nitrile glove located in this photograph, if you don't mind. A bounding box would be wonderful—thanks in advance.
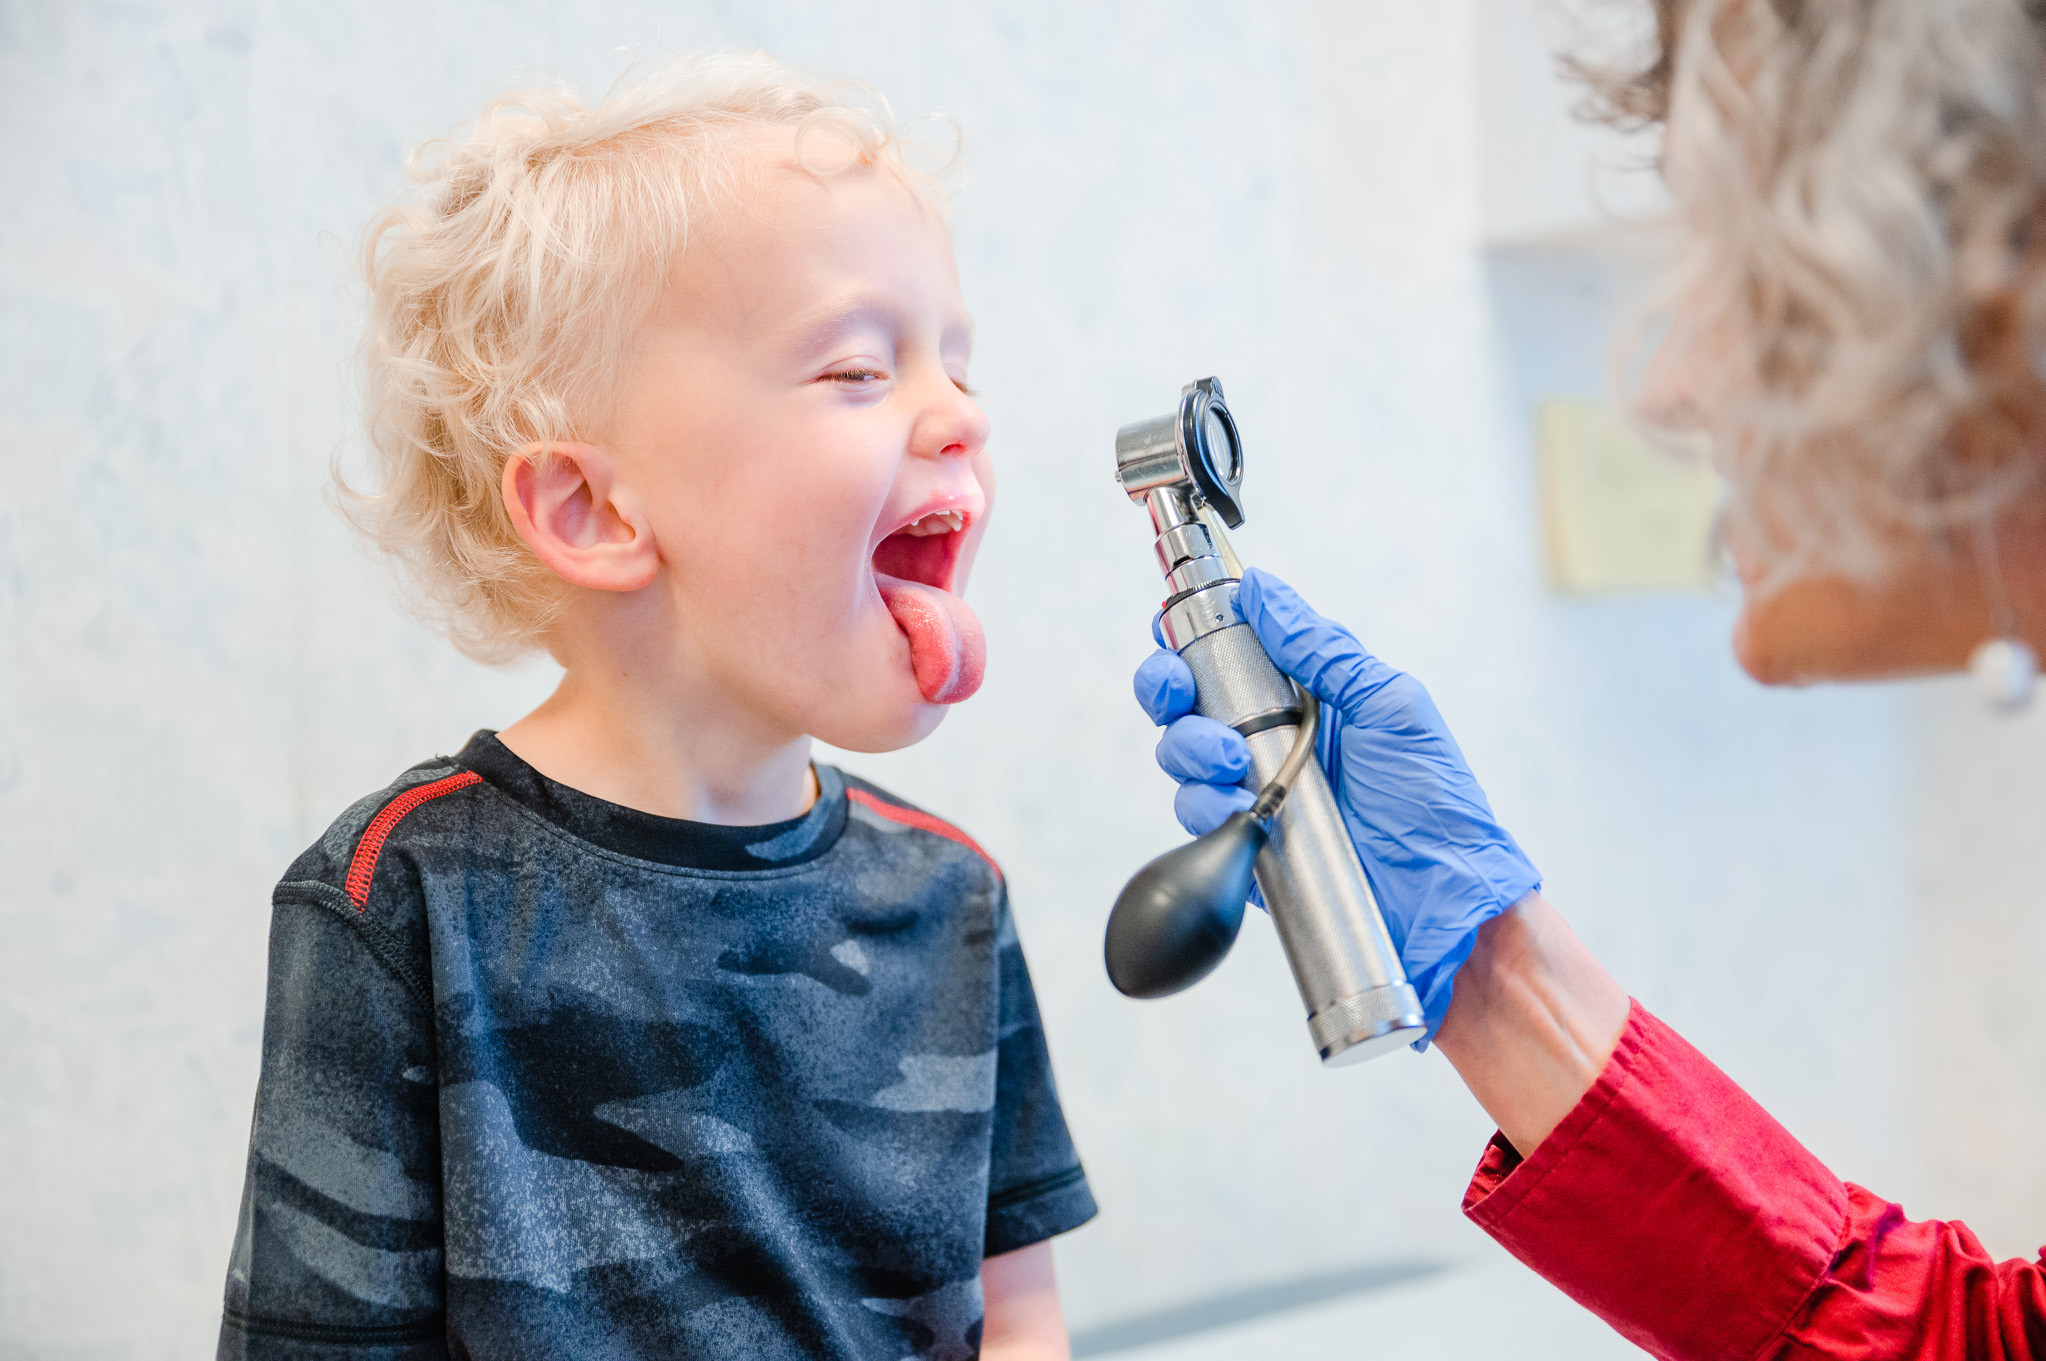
[1132,567,1540,1047]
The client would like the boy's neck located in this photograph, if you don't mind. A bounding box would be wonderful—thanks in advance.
[496,656,818,828]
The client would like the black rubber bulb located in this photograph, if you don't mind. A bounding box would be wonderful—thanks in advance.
[1104,810,1266,999]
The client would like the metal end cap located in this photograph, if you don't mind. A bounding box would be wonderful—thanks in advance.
[1309,984,1426,1067]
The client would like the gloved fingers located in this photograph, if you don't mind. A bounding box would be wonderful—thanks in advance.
[1172,781,1256,837]
[1239,568,1402,722]
[1155,715,1252,783]
[1133,649,1199,725]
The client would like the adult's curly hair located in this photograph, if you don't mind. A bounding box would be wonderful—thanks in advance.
[1577,0,2046,587]
[344,54,950,662]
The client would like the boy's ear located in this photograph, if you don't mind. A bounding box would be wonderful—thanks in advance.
[501,441,658,593]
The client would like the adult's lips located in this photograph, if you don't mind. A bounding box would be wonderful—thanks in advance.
[872,507,985,705]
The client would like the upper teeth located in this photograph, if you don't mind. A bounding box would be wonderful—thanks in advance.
[902,509,965,536]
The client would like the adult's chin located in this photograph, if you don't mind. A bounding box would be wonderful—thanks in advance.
[1730,563,1991,686]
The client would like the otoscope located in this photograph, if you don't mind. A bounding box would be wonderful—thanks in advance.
[1106,377,1427,1065]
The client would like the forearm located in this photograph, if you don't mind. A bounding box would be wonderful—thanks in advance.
[1432,892,1630,1155]
[980,1242,1070,1360]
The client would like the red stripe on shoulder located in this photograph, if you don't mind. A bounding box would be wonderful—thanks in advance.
[344,771,483,910]
[846,787,1002,881]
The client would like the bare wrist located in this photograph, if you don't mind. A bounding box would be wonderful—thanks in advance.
[1433,893,1630,1155]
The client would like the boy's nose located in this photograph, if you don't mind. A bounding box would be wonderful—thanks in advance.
[910,380,990,462]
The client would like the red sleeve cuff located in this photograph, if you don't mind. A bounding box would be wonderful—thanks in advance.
[1463,1000,1849,1361]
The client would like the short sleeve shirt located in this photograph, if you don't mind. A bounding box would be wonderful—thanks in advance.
[218,733,1095,1361]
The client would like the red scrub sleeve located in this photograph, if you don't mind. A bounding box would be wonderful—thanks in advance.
[1462,1000,2046,1360]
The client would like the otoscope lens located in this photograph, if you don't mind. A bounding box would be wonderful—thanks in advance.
[1204,408,1239,482]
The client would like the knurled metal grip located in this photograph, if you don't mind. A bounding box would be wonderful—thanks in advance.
[1180,619,1427,1064]
[1178,623,1293,728]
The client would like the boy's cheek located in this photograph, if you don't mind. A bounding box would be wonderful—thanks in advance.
[677,461,874,592]
[955,452,997,591]
[954,520,989,594]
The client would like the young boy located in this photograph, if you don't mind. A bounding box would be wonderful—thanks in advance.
[218,56,1094,1361]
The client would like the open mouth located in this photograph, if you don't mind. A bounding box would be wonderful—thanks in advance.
[872,507,985,705]
[872,507,968,591]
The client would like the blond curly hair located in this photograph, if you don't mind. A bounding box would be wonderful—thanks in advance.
[1581,0,2046,588]
[345,54,948,662]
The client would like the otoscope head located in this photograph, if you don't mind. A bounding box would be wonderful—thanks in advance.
[1104,809,1263,998]
[1112,377,1246,528]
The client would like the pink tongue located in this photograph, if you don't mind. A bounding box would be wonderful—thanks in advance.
[875,573,986,705]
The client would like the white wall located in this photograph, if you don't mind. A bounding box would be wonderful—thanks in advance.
[1,2,2036,1357]
[1910,684,2046,1254]
[1472,0,1667,247]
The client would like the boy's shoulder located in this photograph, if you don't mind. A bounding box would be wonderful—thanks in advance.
[269,751,492,1000]
[835,770,1005,887]
[277,751,487,908]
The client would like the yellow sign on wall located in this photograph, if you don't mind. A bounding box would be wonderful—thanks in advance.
[1537,399,1721,592]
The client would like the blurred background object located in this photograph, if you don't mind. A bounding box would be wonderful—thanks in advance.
[1536,399,1719,593]
[4,1,2044,1357]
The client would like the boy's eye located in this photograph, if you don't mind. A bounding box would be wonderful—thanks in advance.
[825,367,889,384]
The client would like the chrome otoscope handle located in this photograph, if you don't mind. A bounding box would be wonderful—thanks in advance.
[1113,378,1424,1065]
[1164,571,1427,1064]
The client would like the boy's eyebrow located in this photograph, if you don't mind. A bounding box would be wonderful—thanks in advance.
[788,295,975,358]
[792,297,897,352]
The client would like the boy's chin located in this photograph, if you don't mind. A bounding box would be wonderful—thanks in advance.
[810,691,951,756]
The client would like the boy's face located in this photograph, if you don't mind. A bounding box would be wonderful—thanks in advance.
[604,141,993,753]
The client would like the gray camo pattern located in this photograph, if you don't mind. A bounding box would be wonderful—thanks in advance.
[219,752,1094,1360]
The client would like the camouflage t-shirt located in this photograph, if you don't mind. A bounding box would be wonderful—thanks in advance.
[218,732,1095,1361]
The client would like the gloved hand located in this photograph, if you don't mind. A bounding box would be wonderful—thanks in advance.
[1133,567,1540,1046]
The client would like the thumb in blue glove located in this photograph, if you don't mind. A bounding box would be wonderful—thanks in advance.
[1134,568,1540,1047]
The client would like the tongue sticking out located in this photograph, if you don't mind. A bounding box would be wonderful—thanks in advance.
[876,573,986,705]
